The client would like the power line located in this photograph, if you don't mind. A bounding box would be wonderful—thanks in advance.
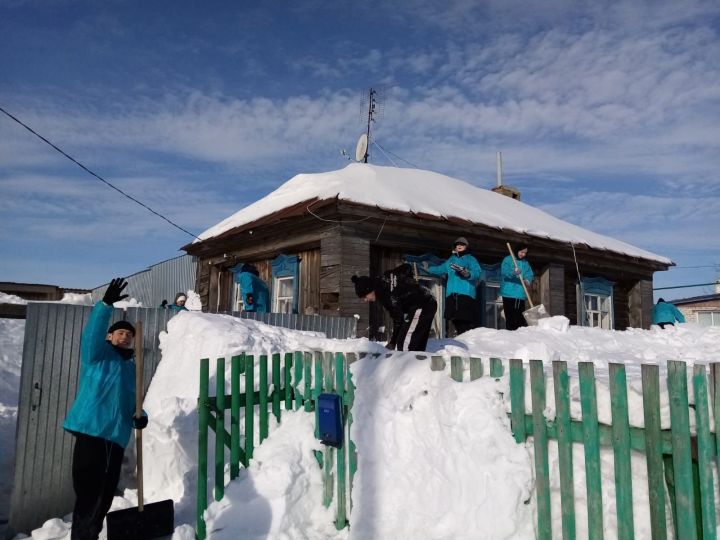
[373,140,421,169]
[371,141,399,167]
[653,282,718,291]
[0,105,200,241]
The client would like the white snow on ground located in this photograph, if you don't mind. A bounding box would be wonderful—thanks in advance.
[2,307,719,539]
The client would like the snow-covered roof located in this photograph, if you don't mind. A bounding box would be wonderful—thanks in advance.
[196,163,671,265]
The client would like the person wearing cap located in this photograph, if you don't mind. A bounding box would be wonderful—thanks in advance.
[425,237,482,336]
[351,263,437,351]
[235,263,270,313]
[500,244,535,330]
[63,278,148,540]
[652,298,685,329]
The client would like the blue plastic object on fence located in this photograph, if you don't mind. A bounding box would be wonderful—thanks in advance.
[318,393,344,448]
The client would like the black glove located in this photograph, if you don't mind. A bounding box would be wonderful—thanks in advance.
[133,415,148,430]
[103,278,129,305]
[160,299,168,308]
[246,293,254,305]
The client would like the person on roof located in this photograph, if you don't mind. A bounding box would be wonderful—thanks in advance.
[500,244,535,331]
[63,278,148,540]
[352,263,437,351]
[425,237,482,336]
[236,263,270,313]
[652,298,685,329]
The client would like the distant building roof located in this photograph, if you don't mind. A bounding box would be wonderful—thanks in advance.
[671,293,720,305]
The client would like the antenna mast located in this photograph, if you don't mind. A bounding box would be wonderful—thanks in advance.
[360,87,383,163]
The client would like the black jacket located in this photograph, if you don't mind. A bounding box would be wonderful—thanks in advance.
[374,264,435,346]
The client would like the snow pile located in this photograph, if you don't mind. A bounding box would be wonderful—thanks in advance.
[4,310,720,539]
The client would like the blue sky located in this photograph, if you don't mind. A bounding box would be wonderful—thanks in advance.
[1,0,718,300]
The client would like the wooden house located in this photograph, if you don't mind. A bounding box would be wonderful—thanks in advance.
[182,164,673,337]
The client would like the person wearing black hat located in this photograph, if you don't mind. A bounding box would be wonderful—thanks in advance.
[426,237,482,336]
[652,298,685,329]
[352,263,437,351]
[235,263,270,313]
[500,244,535,330]
[63,278,148,540]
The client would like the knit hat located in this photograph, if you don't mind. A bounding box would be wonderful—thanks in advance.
[454,237,469,247]
[351,275,374,297]
[107,320,135,336]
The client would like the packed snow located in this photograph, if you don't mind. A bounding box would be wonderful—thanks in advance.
[196,163,671,265]
[2,303,719,539]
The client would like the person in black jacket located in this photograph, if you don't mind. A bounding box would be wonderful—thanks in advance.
[352,264,437,351]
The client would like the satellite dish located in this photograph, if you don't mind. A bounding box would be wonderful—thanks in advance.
[355,133,368,162]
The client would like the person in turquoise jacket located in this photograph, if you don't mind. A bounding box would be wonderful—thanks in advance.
[426,237,482,335]
[652,298,686,329]
[63,278,148,540]
[501,244,535,330]
[237,263,270,313]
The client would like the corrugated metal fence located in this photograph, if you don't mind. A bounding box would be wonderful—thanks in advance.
[8,303,355,536]
[91,254,197,308]
[8,304,174,538]
[233,311,357,339]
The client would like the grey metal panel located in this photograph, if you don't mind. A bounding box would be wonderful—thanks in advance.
[8,304,173,538]
[230,311,356,339]
[90,255,197,308]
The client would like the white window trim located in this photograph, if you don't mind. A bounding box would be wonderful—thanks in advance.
[273,275,295,314]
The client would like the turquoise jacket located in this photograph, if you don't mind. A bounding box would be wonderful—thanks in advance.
[238,271,270,313]
[169,304,188,312]
[500,255,534,300]
[652,301,686,325]
[427,253,482,299]
[63,301,137,447]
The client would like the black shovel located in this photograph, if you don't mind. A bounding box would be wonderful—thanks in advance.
[106,320,174,539]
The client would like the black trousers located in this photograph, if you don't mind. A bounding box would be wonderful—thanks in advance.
[658,322,675,329]
[396,298,437,351]
[503,296,527,331]
[71,433,125,540]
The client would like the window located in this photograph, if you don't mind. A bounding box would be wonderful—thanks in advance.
[578,277,614,329]
[479,262,503,329]
[271,254,300,314]
[274,276,295,314]
[697,311,720,326]
[232,284,244,312]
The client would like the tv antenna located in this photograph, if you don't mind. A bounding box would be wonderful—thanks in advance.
[357,87,384,163]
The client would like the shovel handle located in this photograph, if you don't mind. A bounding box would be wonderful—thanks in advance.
[506,243,534,307]
[134,320,144,512]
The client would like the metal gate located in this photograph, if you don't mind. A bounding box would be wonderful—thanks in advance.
[8,304,174,538]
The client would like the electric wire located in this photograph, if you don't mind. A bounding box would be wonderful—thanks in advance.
[372,140,421,169]
[305,199,372,223]
[0,105,200,240]
[372,141,399,167]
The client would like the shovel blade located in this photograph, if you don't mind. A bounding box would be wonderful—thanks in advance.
[106,499,174,540]
[523,304,549,326]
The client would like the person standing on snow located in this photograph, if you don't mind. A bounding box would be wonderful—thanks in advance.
[425,237,482,336]
[236,263,270,313]
[500,244,535,331]
[352,263,437,351]
[63,278,148,540]
[652,298,686,329]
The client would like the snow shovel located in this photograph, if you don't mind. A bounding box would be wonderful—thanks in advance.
[506,243,548,326]
[106,320,174,540]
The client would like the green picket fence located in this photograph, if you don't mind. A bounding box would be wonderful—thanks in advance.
[196,351,359,540]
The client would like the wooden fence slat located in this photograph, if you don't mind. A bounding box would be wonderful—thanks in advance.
[451,356,463,382]
[430,355,445,371]
[294,351,304,411]
[304,352,313,413]
[553,361,576,540]
[470,357,483,380]
[259,355,269,442]
[509,359,526,443]
[490,357,504,378]
[322,352,335,508]
[578,362,603,540]
[197,358,209,540]
[244,355,255,463]
[215,357,225,501]
[693,365,717,539]
[345,353,357,516]
[712,364,720,475]
[272,353,281,423]
[335,353,347,529]
[609,363,634,540]
[529,360,552,540]
[230,355,241,479]
[667,360,697,540]
[284,352,293,411]
[314,352,323,439]
[640,364,667,540]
